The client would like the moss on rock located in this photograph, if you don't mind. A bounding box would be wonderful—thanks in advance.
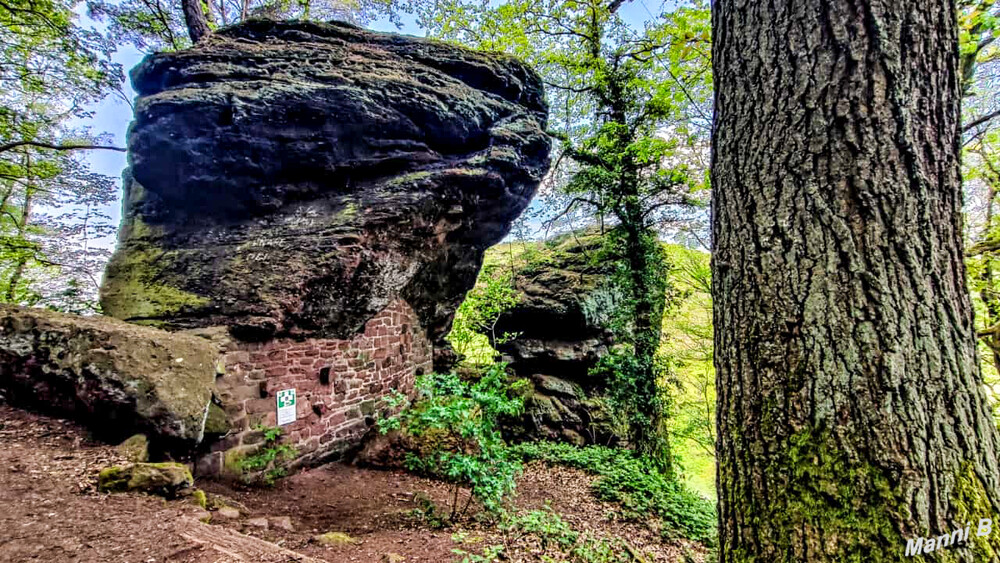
[203,403,230,435]
[0,305,218,446]
[191,488,208,509]
[313,531,357,546]
[116,434,149,462]
[100,19,551,347]
[98,462,194,499]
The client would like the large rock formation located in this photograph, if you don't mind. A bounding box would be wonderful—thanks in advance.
[480,230,627,445]
[100,19,551,360]
[491,230,618,379]
[0,305,218,447]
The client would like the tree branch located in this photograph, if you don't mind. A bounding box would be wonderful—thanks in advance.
[964,107,1000,132]
[967,237,1000,256]
[542,196,601,237]
[0,141,126,154]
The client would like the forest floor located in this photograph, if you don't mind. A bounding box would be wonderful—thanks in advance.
[0,404,707,563]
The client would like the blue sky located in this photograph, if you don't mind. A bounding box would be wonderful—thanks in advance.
[78,2,659,248]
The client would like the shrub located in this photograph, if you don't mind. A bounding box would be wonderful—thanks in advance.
[380,364,528,519]
[447,265,520,367]
[234,426,297,486]
[511,441,717,543]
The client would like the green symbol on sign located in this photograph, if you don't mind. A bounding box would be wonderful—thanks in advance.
[277,390,295,408]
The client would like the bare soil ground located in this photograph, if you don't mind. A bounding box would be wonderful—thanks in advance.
[0,404,705,563]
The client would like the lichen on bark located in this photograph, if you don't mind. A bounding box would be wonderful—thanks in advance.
[712,0,1000,561]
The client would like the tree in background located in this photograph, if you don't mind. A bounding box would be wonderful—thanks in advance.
[713,1,1000,561]
[406,0,710,475]
[1,0,123,311]
[89,0,401,50]
[660,245,714,495]
[447,262,520,368]
[959,0,1000,414]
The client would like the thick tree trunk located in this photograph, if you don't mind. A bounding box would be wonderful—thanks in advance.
[712,1,1000,562]
[182,0,211,44]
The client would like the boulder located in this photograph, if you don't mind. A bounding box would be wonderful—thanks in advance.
[100,20,551,365]
[116,434,150,462]
[98,462,194,498]
[489,230,620,379]
[0,305,218,446]
[502,377,623,447]
[477,230,630,445]
[353,427,471,470]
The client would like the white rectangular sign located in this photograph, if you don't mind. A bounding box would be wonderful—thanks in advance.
[276,388,297,426]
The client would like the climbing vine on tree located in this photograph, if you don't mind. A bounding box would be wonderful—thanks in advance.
[405,0,710,474]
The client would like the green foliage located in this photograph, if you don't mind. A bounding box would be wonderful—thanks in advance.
[452,542,504,563]
[660,245,715,497]
[0,0,122,311]
[405,491,451,530]
[958,0,1000,89]
[380,365,528,519]
[963,126,1000,423]
[446,264,520,368]
[511,441,716,543]
[235,426,297,486]
[403,0,712,471]
[89,0,404,52]
[453,507,631,563]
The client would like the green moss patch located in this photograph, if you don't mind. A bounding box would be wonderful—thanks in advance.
[98,462,194,499]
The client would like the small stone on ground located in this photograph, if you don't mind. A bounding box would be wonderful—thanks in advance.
[215,506,241,519]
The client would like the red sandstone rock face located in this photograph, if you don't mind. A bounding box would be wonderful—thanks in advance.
[89,21,550,470]
[99,20,551,355]
[0,305,218,447]
[197,299,431,475]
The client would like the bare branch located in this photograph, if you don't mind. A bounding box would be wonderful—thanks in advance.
[0,141,126,154]
[964,108,1000,132]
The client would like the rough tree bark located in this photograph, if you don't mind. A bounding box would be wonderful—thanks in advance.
[712,1,1000,562]
[181,0,211,44]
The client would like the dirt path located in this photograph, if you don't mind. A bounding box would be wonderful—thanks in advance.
[0,404,703,563]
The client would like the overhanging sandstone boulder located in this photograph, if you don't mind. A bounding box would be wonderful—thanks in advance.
[0,305,218,446]
[100,20,552,358]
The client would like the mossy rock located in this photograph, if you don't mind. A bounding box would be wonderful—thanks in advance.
[221,445,254,479]
[98,462,194,499]
[116,434,149,462]
[313,531,357,546]
[203,403,230,435]
[100,20,551,347]
[0,305,217,446]
[191,488,208,509]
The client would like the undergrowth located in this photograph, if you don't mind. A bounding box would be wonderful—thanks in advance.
[453,507,632,563]
[511,441,717,543]
[380,365,528,520]
[235,426,297,486]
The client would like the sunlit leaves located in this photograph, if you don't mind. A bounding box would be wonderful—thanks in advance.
[0,0,123,311]
[89,0,402,51]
